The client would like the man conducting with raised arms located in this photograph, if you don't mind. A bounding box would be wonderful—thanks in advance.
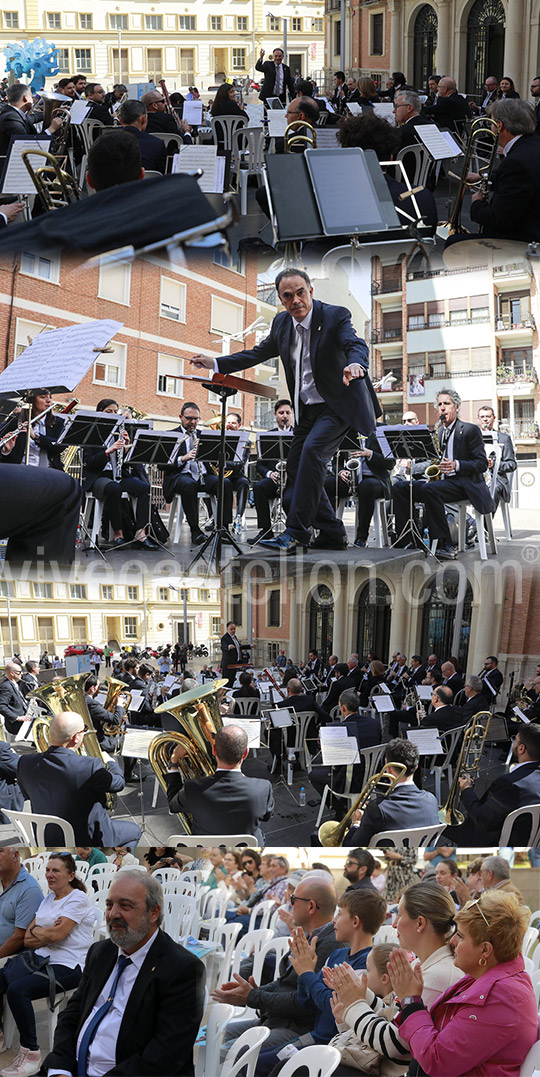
[191,269,379,551]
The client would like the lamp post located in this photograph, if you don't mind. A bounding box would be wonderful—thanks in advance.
[267,13,288,62]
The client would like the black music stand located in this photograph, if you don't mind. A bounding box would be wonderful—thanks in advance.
[384,426,440,553]
[58,412,118,559]
[257,430,293,536]
[188,389,245,572]
[124,429,184,551]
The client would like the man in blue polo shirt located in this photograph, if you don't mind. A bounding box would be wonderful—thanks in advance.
[0,847,42,957]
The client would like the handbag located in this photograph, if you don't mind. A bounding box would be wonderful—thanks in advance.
[4,950,65,1012]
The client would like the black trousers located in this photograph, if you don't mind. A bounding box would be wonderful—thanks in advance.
[166,473,204,534]
[0,464,81,563]
[284,404,349,543]
[92,475,150,532]
[393,476,481,545]
[253,474,279,532]
[203,473,249,526]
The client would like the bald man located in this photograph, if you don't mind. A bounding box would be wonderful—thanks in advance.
[422,76,471,131]
[17,712,141,847]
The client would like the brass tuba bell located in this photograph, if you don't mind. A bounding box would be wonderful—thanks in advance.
[149,679,228,833]
[101,677,131,736]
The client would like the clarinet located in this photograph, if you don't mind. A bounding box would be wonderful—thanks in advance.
[159,79,183,132]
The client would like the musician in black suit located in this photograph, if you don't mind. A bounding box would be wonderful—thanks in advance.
[403,655,427,687]
[191,269,378,552]
[221,622,243,687]
[324,430,394,549]
[0,390,66,469]
[85,675,124,751]
[44,871,205,1077]
[255,47,295,105]
[161,401,206,546]
[441,661,464,696]
[322,664,358,713]
[478,406,517,508]
[418,686,462,731]
[141,90,192,142]
[84,83,114,126]
[119,99,168,173]
[20,661,39,697]
[117,657,146,691]
[0,663,27,734]
[166,726,274,843]
[461,675,490,721]
[469,98,540,242]
[0,83,63,155]
[310,689,381,807]
[343,738,439,845]
[468,76,498,114]
[249,398,294,544]
[394,89,437,184]
[479,656,504,703]
[302,650,322,679]
[445,723,540,846]
[286,678,328,723]
[17,711,142,846]
[393,388,495,559]
[421,76,471,131]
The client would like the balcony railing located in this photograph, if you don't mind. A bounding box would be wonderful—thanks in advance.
[495,314,535,331]
[496,366,538,385]
[372,327,403,343]
[493,261,532,278]
[513,419,539,439]
[377,379,403,392]
[372,278,402,295]
[408,315,490,331]
[406,265,488,281]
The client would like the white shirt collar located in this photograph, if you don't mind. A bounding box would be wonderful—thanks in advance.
[504,134,522,156]
[118,928,158,971]
[291,308,313,332]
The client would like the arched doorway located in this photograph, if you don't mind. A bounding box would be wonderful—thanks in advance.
[309,585,334,662]
[356,579,392,662]
[413,5,438,93]
[420,572,473,667]
[466,0,505,98]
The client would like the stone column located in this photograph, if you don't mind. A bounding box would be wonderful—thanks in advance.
[389,0,402,74]
[436,0,452,78]
[503,0,525,97]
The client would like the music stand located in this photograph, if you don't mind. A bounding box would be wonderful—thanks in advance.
[124,429,184,550]
[190,426,248,566]
[257,430,293,536]
[383,425,440,553]
[58,411,119,559]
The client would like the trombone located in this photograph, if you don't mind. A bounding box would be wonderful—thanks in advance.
[284,121,317,152]
[439,711,492,826]
[21,148,80,211]
[444,116,499,236]
[318,762,407,846]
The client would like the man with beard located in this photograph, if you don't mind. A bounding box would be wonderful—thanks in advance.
[343,848,378,892]
[44,872,205,1076]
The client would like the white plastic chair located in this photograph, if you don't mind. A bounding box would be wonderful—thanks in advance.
[163,893,197,939]
[211,115,246,155]
[314,743,387,829]
[202,889,231,921]
[499,804,540,846]
[195,1002,235,1077]
[373,925,399,945]
[230,928,274,979]
[232,126,265,214]
[3,809,75,846]
[152,867,182,885]
[422,723,467,805]
[457,502,497,560]
[168,834,259,848]
[247,899,277,934]
[221,1026,271,1077]
[520,1039,540,1076]
[75,860,91,882]
[278,1044,341,1077]
[368,822,446,848]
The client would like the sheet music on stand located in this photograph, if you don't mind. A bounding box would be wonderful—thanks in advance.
[182,100,204,125]
[380,424,439,463]
[196,428,250,468]
[314,128,341,150]
[1,138,52,195]
[374,103,395,125]
[415,125,463,160]
[407,729,443,755]
[0,320,122,396]
[320,726,360,765]
[267,111,288,137]
[417,685,434,701]
[257,430,293,463]
[57,410,118,449]
[372,695,395,713]
[126,690,144,713]
[121,728,159,759]
[223,716,261,747]
[172,145,225,193]
[268,707,295,728]
[68,100,91,125]
[124,429,183,468]
[347,102,362,116]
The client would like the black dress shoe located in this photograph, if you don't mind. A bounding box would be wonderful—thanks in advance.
[191,531,206,546]
[353,538,366,548]
[133,537,159,550]
[311,534,348,550]
[438,544,457,560]
[260,531,307,552]
[247,529,274,546]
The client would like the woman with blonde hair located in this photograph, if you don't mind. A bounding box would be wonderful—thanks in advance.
[389,889,537,1075]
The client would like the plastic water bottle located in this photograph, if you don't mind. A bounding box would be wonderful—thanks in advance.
[422,528,430,549]
[299,786,306,807]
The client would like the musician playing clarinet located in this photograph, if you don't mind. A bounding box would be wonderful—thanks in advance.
[0,390,66,468]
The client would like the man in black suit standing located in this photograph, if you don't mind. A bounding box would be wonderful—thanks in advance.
[0,662,28,734]
[166,726,274,842]
[44,871,205,1076]
[221,622,243,687]
[469,98,540,242]
[422,76,471,132]
[0,83,64,155]
[119,99,168,172]
[191,269,378,551]
[161,401,206,546]
[477,406,517,509]
[255,47,295,106]
[248,398,294,545]
[479,655,504,704]
[445,723,540,846]
[393,388,495,559]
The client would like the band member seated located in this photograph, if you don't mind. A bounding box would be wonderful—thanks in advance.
[387,684,459,738]
[84,674,124,751]
[461,674,491,720]
[117,657,146,690]
[249,398,293,545]
[421,76,472,131]
[441,660,464,695]
[161,401,206,546]
[0,390,66,468]
[310,689,381,811]
[20,661,40,697]
[478,406,517,509]
[84,83,114,126]
[393,89,437,185]
[141,90,192,141]
[322,663,359,713]
[393,388,495,560]
[302,649,322,678]
[343,738,439,846]
[479,655,504,703]
[82,397,157,549]
[118,99,168,173]
[468,98,540,243]
[444,723,540,846]
[231,671,260,713]
[269,677,328,765]
[358,659,386,709]
[202,412,250,530]
[324,430,394,548]
[0,83,64,155]
[401,654,427,687]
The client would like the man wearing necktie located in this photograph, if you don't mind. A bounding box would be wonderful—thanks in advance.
[393,387,495,559]
[191,269,379,551]
[45,871,205,1077]
[161,401,206,547]
[0,83,64,157]
[255,47,295,106]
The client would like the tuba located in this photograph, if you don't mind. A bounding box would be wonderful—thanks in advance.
[149,680,228,833]
[27,673,116,810]
[318,763,407,846]
[102,677,131,736]
[439,711,492,826]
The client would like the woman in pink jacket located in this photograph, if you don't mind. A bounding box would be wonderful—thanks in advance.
[388,889,538,1076]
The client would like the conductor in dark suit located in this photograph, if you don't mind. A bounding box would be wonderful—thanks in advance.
[255,47,295,105]
[393,388,495,559]
[0,662,28,734]
[343,739,439,846]
[0,82,63,155]
[469,98,540,242]
[478,406,517,508]
[44,871,205,1077]
[444,723,540,846]
[119,99,168,173]
[17,711,142,846]
[191,269,379,551]
[166,726,274,843]
[221,622,243,687]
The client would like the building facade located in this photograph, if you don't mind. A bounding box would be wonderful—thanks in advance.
[0,0,325,91]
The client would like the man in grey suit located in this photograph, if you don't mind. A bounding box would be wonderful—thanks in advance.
[478,405,517,509]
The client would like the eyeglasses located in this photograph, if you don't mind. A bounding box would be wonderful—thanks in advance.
[290,895,319,908]
[75,725,89,736]
[344,859,359,866]
[463,898,491,928]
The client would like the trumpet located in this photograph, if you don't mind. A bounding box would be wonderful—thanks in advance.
[318,762,407,846]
